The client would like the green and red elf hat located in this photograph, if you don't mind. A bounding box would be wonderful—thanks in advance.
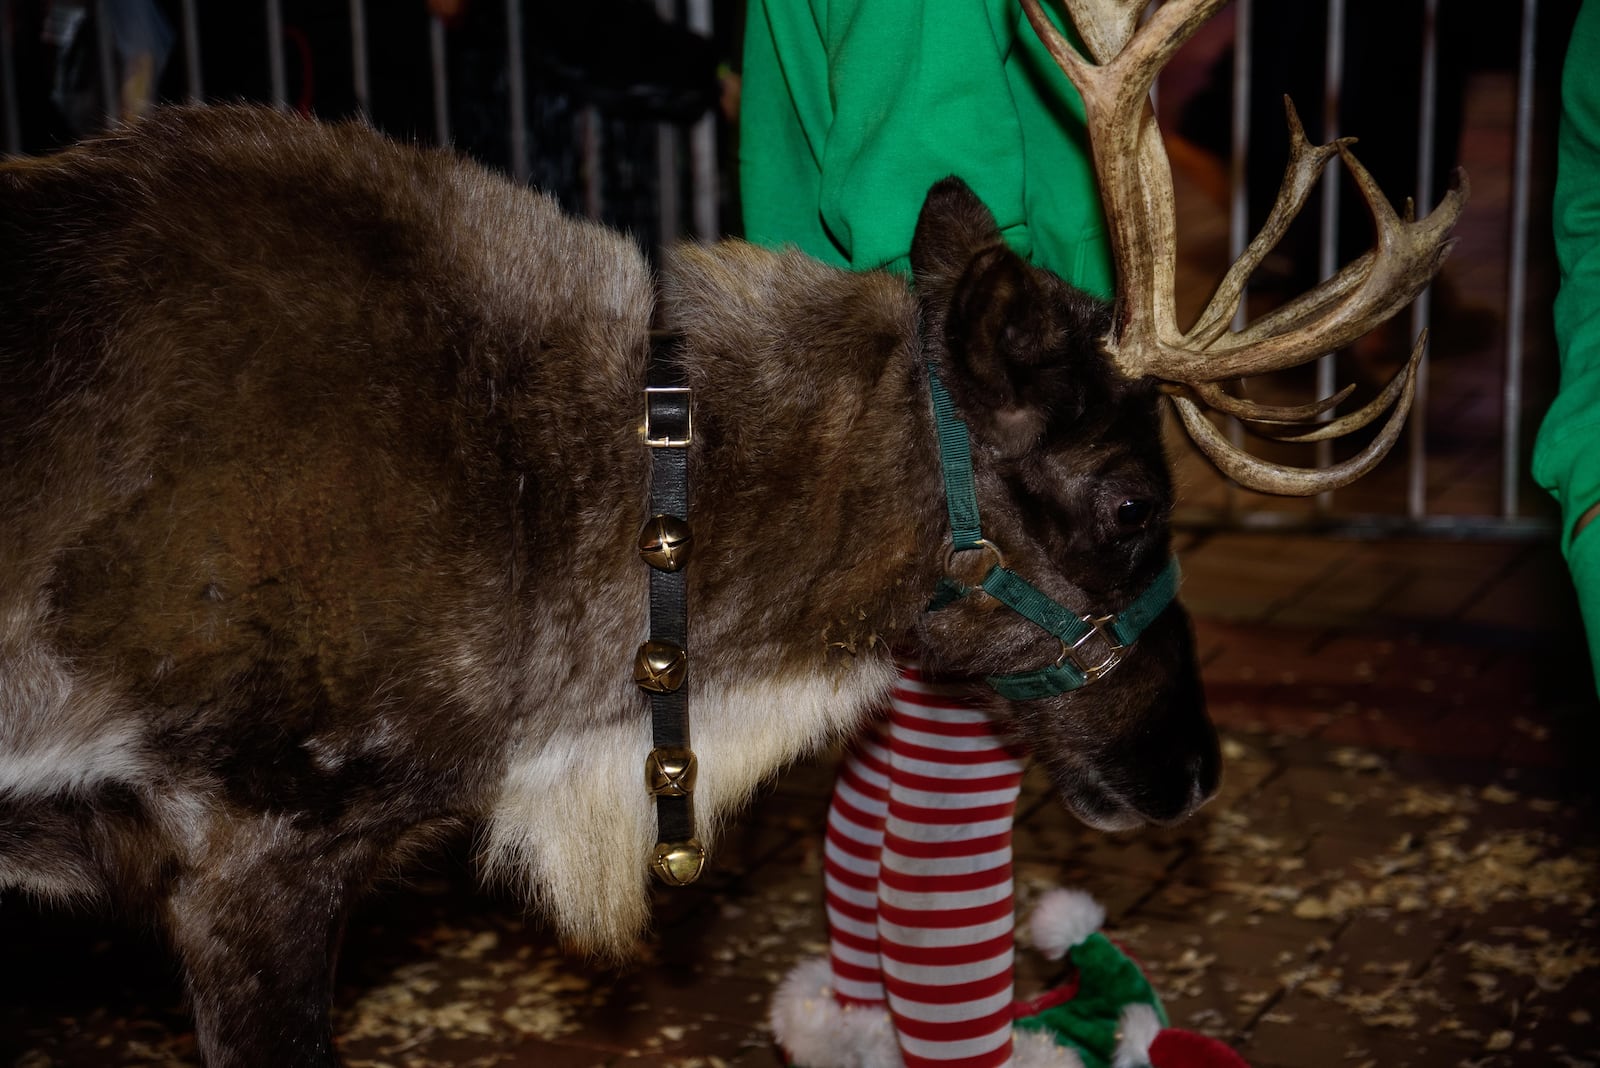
[1022,888,1250,1068]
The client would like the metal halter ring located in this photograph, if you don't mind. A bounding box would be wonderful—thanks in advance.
[1056,614,1128,683]
[942,537,1007,582]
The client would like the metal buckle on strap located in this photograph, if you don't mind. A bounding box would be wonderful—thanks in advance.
[644,386,692,448]
[1057,614,1127,683]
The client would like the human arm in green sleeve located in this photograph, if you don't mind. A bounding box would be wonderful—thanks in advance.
[739,0,841,266]
[1532,0,1600,687]
[740,0,1111,294]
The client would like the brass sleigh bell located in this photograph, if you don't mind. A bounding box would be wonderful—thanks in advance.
[638,514,692,572]
[645,745,698,797]
[634,639,687,693]
[651,838,707,886]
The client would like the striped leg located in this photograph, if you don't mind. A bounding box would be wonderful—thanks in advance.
[879,668,1025,1068]
[824,717,893,1007]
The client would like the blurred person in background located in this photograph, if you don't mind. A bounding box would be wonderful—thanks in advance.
[1535,0,1600,695]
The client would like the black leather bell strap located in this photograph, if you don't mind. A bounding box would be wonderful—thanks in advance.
[638,331,704,885]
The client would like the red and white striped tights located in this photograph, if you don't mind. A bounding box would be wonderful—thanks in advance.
[824,665,1027,1068]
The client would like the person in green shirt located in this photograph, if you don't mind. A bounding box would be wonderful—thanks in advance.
[740,0,1112,295]
[743,9,1262,1064]
[1534,0,1600,695]
[743,3,1123,1066]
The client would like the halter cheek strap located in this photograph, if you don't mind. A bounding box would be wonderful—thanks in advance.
[924,364,1180,700]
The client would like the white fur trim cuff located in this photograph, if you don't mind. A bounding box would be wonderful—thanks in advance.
[769,957,902,1068]
[770,957,1085,1068]
[1112,1002,1163,1068]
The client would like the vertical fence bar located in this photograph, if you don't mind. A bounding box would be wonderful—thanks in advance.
[349,0,370,119]
[180,0,203,101]
[581,105,603,219]
[1228,0,1252,313]
[1407,0,1441,520]
[656,122,682,246]
[266,0,287,110]
[505,0,528,183]
[94,0,118,122]
[1224,0,1253,517]
[429,14,450,145]
[655,0,682,247]
[1502,0,1539,519]
[1314,0,1346,511]
[1,0,22,154]
[686,0,717,238]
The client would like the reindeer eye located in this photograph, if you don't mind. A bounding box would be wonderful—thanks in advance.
[1115,498,1152,530]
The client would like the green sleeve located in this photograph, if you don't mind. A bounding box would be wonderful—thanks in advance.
[739,0,1111,296]
[1532,0,1600,685]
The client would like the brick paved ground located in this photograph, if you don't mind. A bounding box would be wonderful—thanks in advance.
[5,532,1596,1068]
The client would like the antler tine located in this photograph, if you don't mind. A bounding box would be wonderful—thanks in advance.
[1129,130,1466,384]
[1020,0,1231,371]
[1239,338,1422,443]
[1056,0,1143,66]
[1195,158,1466,378]
[1169,332,1425,495]
[1023,0,1464,496]
[1186,99,1349,349]
[1024,0,1217,84]
[1183,379,1357,425]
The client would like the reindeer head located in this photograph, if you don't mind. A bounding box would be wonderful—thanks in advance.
[904,0,1465,830]
[908,176,1211,830]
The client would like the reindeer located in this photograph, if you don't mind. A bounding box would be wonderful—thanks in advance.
[0,0,1461,1063]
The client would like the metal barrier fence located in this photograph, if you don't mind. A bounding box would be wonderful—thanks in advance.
[0,0,728,250]
[1169,0,1569,539]
[0,0,1574,539]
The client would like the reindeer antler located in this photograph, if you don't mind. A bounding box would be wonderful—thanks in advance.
[1020,0,1467,496]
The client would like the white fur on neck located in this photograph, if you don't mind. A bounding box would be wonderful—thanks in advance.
[483,656,896,954]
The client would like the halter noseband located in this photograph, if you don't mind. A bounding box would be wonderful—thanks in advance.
[923,364,1180,700]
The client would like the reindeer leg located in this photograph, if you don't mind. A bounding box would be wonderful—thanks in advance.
[162,828,367,1068]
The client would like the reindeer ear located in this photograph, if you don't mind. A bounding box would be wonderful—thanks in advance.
[911,178,1112,456]
[910,177,1004,291]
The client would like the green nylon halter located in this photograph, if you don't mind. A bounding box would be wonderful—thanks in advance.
[925,364,1181,700]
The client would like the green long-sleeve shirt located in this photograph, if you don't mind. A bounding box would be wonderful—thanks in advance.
[739,0,1112,294]
[1533,0,1600,688]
